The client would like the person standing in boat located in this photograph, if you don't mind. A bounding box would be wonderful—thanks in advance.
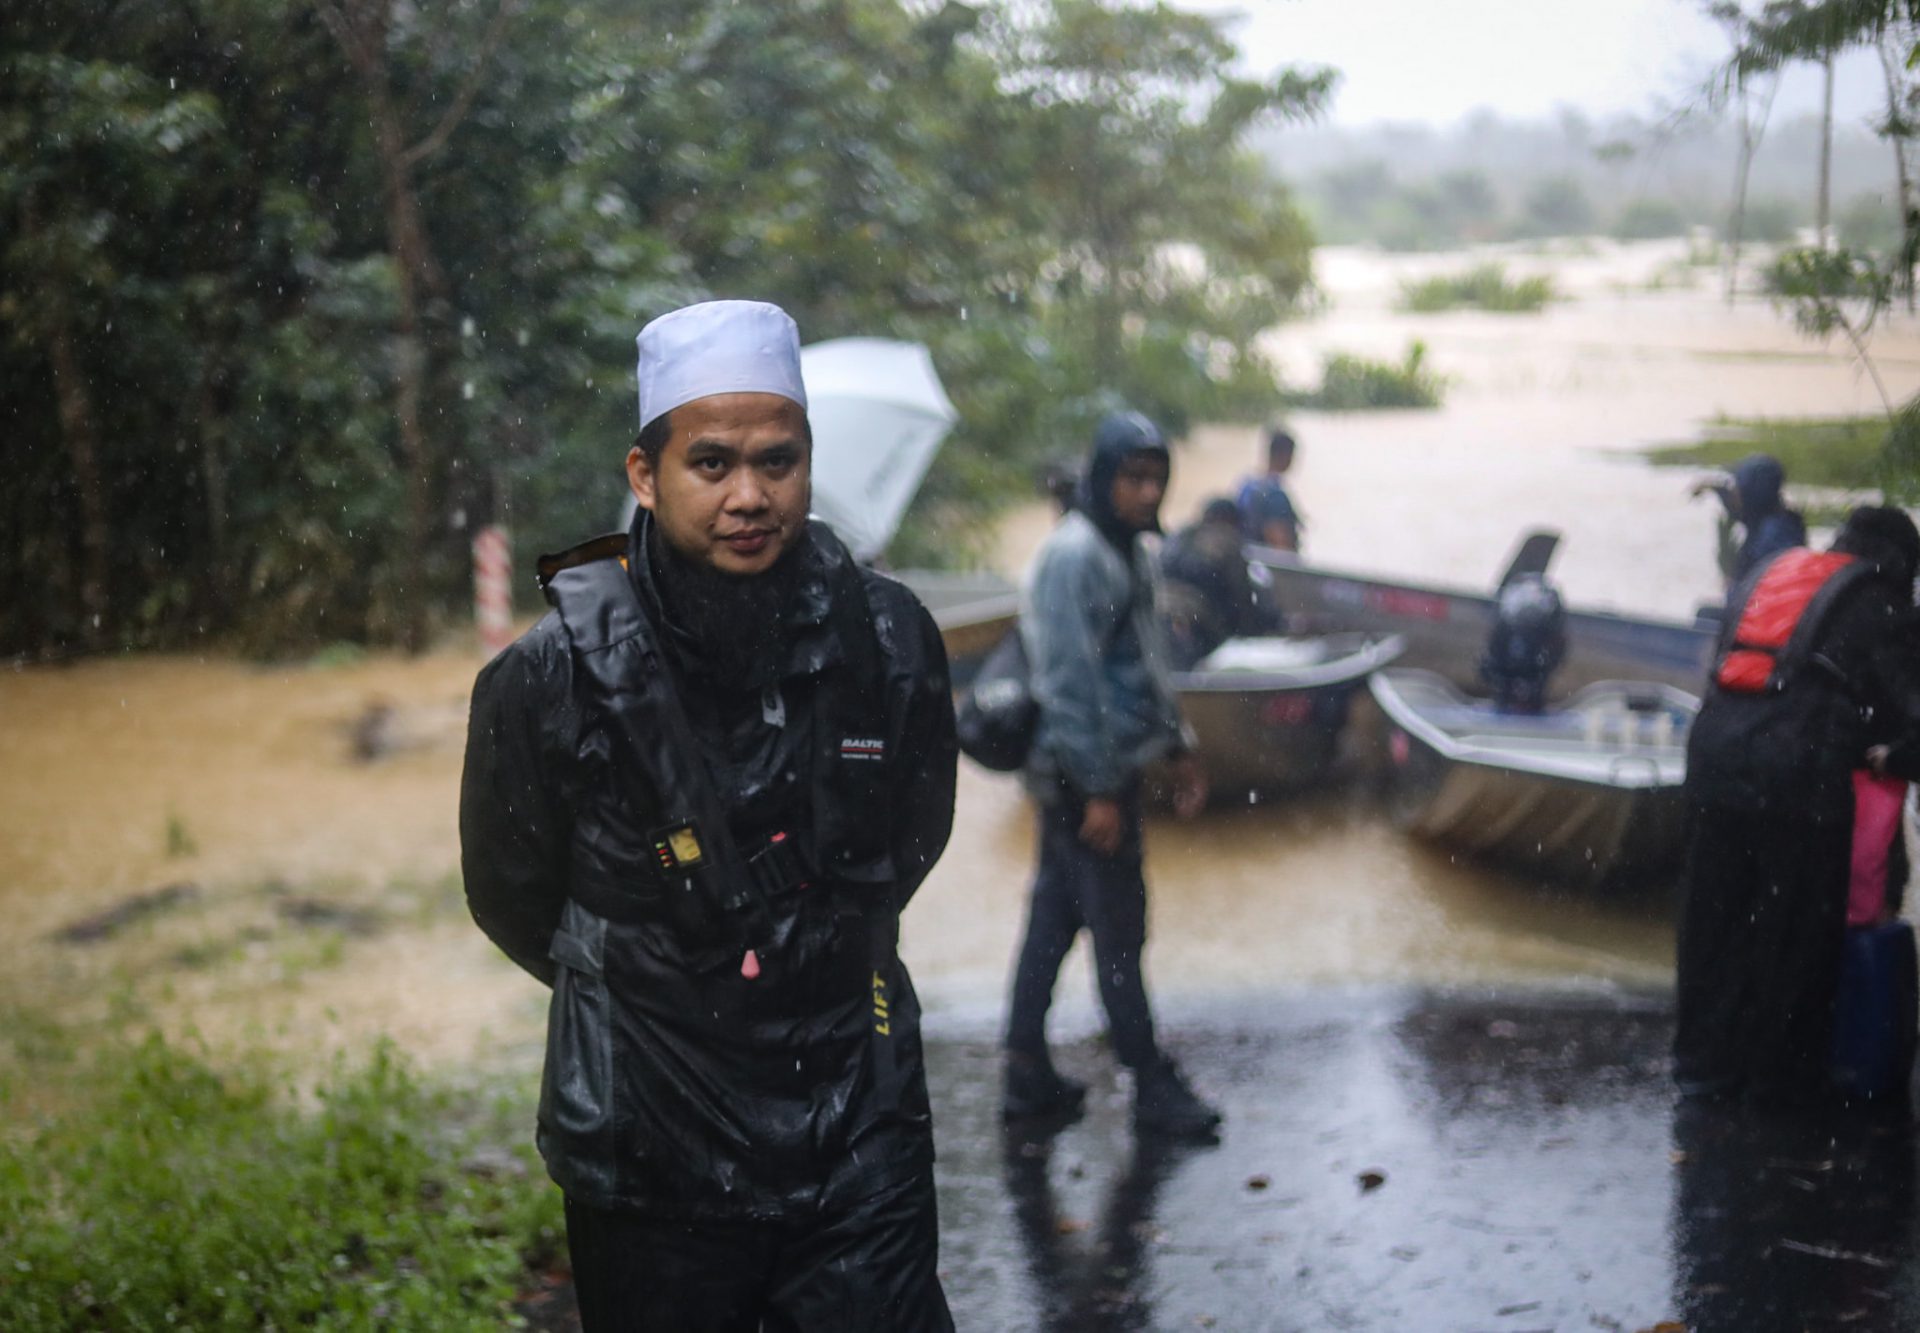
[1159,497,1286,670]
[1237,425,1304,554]
[1691,453,1806,591]
[1674,506,1920,1108]
[1002,410,1220,1138]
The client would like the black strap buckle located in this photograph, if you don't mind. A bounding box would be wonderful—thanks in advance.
[744,831,810,901]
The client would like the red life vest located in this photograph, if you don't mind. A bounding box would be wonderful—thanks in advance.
[1714,548,1864,693]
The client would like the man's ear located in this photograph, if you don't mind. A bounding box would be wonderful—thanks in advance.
[627,446,657,512]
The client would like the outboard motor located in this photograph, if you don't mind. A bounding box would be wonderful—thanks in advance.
[1480,573,1567,713]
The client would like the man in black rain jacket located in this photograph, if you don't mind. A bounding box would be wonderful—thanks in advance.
[461,300,958,1330]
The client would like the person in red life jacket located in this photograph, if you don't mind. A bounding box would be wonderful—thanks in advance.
[460,300,959,1330]
[1674,506,1920,1107]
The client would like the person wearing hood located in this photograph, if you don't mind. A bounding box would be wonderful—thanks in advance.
[1694,453,1807,589]
[1160,496,1284,670]
[460,300,959,1330]
[1675,505,1920,1108]
[1002,410,1221,1139]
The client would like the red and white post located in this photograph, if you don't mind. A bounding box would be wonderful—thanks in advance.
[473,525,514,657]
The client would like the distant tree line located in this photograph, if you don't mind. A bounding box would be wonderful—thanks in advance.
[0,0,1331,659]
[1288,135,1893,255]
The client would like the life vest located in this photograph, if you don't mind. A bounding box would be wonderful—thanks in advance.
[1713,548,1870,695]
[534,525,899,975]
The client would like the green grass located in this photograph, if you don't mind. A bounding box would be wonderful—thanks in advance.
[1643,415,1893,491]
[0,1029,561,1330]
[1288,342,1446,411]
[1398,263,1555,314]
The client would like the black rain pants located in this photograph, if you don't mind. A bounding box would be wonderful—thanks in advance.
[563,1171,952,1333]
[1005,786,1159,1069]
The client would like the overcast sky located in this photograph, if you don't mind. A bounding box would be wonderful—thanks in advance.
[1174,0,1882,128]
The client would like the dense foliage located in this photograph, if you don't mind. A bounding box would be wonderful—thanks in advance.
[1,0,1330,657]
[0,1033,561,1329]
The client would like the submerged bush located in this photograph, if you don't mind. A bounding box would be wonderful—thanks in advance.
[1398,263,1554,313]
[0,1033,560,1330]
[1290,342,1445,411]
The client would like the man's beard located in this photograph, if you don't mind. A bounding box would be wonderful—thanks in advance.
[648,518,810,692]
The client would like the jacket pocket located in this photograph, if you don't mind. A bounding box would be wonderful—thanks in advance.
[538,904,613,1143]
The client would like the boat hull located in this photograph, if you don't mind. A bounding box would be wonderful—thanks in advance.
[1371,669,1697,888]
[1163,633,1406,800]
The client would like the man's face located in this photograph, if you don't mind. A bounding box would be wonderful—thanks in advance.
[1108,452,1170,533]
[627,392,811,577]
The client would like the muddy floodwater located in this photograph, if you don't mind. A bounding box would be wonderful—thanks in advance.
[4,240,1917,1072]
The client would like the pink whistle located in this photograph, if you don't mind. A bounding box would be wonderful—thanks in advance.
[740,949,761,980]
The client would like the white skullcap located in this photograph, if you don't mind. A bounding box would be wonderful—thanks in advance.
[634,299,807,430]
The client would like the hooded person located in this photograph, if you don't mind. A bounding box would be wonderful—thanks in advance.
[1160,495,1284,669]
[1001,409,1222,1139]
[1674,505,1920,1108]
[1696,453,1808,589]
[460,299,959,1331]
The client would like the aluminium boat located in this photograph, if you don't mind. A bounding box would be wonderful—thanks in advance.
[1369,667,1699,887]
[1166,632,1406,800]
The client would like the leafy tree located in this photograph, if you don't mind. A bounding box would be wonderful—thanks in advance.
[1766,245,1896,413]
[0,39,221,646]
[1706,2,1782,302]
[1730,1,1920,297]
[0,0,1331,657]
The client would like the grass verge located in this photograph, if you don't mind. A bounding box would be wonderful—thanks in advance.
[1642,415,1891,491]
[0,1027,562,1330]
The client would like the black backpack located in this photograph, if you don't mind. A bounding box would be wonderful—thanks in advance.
[955,629,1037,772]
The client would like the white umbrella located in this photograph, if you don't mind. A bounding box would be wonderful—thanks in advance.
[801,337,958,562]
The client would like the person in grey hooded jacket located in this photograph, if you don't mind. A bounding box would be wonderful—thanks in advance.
[1001,410,1220,1139]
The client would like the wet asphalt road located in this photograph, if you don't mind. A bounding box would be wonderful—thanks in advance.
[926,988,1920,1333]
[515,986,1920,1332]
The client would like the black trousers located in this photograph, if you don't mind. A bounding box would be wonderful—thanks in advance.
[563,1172,952,1333]
[1004,787,1159,1070]
[1673,803,1852,1104]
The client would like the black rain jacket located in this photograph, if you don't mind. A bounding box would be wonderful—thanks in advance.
[460,516,957,1219]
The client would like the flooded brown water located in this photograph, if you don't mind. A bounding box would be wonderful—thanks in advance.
[3,241,1914,1072]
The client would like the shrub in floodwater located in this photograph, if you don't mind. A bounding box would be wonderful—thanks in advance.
[1290,342,1445,411]
[0,1032,561,1330]
[1398,263,1554,313]
[165,812,198,859]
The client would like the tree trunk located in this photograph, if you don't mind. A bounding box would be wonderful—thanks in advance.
[1727,121,1754,305]
[47,310,111,647]
[196,354,231,614]
[1877,29,1918,312]
[1818,51,1835,249]
[366,65,441,655]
